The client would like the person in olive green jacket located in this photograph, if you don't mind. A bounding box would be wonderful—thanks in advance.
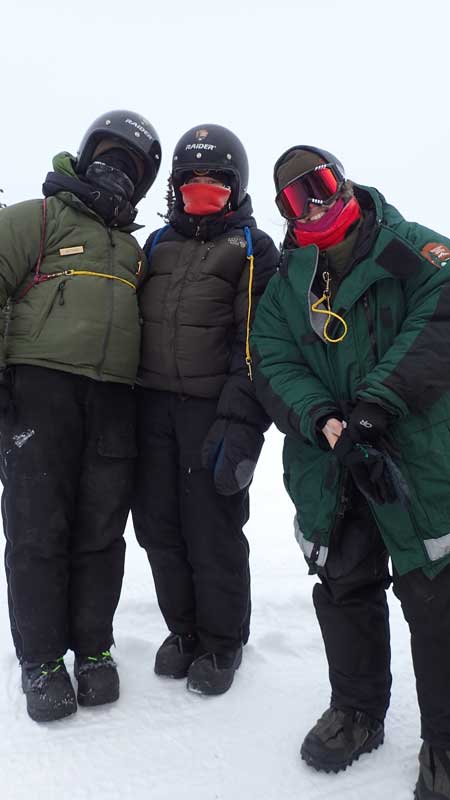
[251,145,450,799]
[0,109,161,723]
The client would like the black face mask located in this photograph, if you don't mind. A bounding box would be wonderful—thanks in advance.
[83,148,141,225]
[85,148,139,202]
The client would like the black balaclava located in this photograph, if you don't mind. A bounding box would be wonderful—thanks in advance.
[83,147,140,225]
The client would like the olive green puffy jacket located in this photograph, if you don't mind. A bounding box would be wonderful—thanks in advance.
[251,185,450,577]
[0,155,146,384]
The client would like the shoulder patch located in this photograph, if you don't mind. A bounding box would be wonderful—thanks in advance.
[421,242,450,269]
[376,239,422,278]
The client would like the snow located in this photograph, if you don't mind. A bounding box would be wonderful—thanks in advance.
[0,428,422,800]
[3,2,449,795]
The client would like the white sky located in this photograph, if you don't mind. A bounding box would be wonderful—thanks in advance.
[3,0,450,246]
[1,5,448,796]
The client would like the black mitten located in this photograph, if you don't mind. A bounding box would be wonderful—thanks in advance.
[202,419,264,496]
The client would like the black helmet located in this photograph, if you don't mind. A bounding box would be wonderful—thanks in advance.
[76,109,162,204]
[274,145,345,193]
[171,124,249,209]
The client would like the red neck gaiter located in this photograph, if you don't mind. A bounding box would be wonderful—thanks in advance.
[292,196,361,250]
[180,183,231,215]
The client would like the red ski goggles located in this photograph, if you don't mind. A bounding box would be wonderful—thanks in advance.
[275,163,345,221]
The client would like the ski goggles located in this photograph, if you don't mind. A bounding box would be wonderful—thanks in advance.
[275,163,345,221]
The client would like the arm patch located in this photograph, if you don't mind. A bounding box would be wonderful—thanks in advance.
[421,242,450,269]
[376,238,422,279]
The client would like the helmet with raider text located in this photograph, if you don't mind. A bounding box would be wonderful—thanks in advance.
[76,109,162,204]
[171,124,249,209]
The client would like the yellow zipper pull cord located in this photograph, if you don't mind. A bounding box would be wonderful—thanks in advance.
[310,270,348,343]
[64,270,137,291]
[245,253,255,380]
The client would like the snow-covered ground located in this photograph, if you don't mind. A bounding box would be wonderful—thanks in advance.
[0,427,421,799]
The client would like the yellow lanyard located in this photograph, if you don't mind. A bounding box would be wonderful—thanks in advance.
[311,271,348,343]
[63,269,136,291]
[245,254,255,380]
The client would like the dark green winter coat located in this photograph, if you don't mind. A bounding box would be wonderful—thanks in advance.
[251,185,450,577]
[0,153,146,384]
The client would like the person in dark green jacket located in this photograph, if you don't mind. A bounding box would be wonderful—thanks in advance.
[0,109,161,723]
[251,145,450,799]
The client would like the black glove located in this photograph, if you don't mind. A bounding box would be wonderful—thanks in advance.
[334,432,409,506]
[0,368,14,423]
[347,401,390,445]
[202,419,264,496]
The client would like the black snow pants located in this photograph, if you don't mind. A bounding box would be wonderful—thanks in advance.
[0,365,136,664]
[132,389,251,654]
[313,485,450,748]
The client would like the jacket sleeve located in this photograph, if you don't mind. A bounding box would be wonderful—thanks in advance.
[0,201,43,366]
[215,230,279,430]
[357,251,450,416]
[250,274,340,443]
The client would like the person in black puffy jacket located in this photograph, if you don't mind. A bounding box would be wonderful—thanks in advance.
[132,123,278,695]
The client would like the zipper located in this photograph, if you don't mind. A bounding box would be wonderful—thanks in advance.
[57,281,66,306]
[172,242,199,391]
[328,468,350,546]
[308,471,350,572]
[335,470,350,521]
[97,227,116,375]
[362,292,378,363]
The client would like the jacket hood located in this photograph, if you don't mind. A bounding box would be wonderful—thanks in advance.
[42,152,142,232]
[51,151,79,179]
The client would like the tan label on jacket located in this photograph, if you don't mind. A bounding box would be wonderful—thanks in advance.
[59,246,84,256]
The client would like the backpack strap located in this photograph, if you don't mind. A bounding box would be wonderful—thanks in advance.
[17,199,48,300]
[147,224,171,265]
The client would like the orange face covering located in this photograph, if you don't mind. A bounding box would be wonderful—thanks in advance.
[180,183,231,215]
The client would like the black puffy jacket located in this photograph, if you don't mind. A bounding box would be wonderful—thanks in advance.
[138,195,278,426]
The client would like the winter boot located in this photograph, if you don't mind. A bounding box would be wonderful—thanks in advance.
[415,742,450,799]
[186,645,242,695]
[74,650,119,707]
[21,657,77,722]
[300,706,384,773]
[154,633,199,679]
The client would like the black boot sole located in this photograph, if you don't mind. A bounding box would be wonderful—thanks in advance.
[154,643,198,679]
[24,689,77,722]
[300,727,384,773]
[26,701,77,723]
[77,683,120,707]
[154,665,191,679]
[76,671,120,707]
[186,649,242,696]
[154,654,196,679]
[22,671,77,723]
